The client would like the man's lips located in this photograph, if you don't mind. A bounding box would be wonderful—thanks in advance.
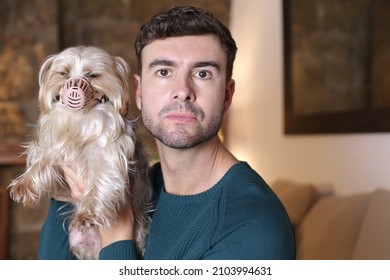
[165,113,197,123]
[158,101,205,122]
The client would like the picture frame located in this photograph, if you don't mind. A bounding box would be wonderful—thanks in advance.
[283,0,390,134]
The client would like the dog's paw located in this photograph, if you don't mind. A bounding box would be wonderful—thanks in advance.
[8,183,39,207]
[71,213,101,232]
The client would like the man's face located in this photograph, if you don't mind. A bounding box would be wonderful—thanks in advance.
[134,35,235,149]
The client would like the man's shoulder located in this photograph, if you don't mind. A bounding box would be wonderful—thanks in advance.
[224,161,270,191]
[222,162,286,216]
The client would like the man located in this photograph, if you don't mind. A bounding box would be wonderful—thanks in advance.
[38,6,295,260]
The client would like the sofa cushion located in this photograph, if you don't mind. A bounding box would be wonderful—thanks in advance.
[272,180,318,227]
[296,193,370,259]
[352,188,390,259]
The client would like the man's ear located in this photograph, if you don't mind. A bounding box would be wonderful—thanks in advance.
[133,74,142,110]
[224,79,235,113]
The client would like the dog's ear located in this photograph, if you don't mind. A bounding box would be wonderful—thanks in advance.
[114,56,131,116]
[38,54,57,113]
[38,54,56,87]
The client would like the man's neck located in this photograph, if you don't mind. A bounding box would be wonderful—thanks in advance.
[156,136,238,195]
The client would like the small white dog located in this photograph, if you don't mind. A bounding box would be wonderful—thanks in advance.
[8,45,152,259]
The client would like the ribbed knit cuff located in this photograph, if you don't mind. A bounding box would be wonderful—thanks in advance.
[99,240,138,260]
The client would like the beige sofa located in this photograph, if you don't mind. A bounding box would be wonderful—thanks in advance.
[271,180,390,259]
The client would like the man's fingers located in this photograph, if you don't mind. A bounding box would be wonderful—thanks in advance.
[62,165,86,201]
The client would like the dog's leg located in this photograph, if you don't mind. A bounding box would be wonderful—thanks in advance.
[69,226,101,260]
[8,161,59,207]
[70,151,128,231]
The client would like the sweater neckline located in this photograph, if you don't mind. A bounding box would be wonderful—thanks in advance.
[159,161,247,204]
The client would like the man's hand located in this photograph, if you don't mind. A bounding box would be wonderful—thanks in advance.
[53,165,86,202]
[61,165,86,201]
[99,202,135,248]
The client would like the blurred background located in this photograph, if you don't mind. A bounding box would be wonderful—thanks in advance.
[0,0,389,259]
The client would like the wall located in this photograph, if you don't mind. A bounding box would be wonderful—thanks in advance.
[227,0,390,195]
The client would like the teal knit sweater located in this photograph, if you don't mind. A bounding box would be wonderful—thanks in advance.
[38,162,295,260]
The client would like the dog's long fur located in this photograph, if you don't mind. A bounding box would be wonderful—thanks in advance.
[8,45,152,259]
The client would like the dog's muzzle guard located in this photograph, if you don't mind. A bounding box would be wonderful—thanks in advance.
[60,77,103,110]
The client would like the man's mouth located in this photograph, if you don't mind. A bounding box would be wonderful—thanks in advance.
[165,112,197,123]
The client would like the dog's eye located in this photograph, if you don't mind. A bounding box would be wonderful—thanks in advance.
[84,73,98,79]
[60,72,70,79]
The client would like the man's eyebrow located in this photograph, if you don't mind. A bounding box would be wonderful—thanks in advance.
[148,59,221,72]
[148,59,175,69]
[194,61,220,71]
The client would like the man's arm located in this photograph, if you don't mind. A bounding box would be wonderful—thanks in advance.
[202,219,296,260]
[38,198,77,259]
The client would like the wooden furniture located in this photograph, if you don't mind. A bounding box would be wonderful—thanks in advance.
[0,142,26,166]
[0,142,25,259]
[0,187,9,259]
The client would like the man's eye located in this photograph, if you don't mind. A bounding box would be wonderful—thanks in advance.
[195,70,211,79]
[157,69,169,77]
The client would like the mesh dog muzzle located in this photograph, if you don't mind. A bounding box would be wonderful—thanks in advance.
[59,77,102,110]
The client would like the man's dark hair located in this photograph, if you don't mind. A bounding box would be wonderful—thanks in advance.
[134,6,237,80]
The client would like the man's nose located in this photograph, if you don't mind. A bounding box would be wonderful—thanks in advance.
[171,74,196,102]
